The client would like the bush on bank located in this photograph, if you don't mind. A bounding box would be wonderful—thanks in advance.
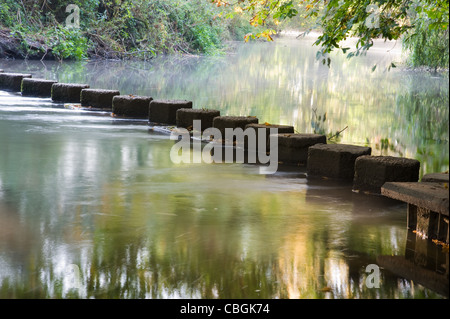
[0,0,256,60]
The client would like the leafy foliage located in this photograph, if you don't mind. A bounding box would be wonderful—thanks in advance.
[402,13,449,69]
[209,0,449,68]
[47,26,91,60]
[0,0,251,60]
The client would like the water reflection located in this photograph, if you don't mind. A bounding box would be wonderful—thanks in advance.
[0,36,448,299]
[0,121,445,298]
[378,232,449,298]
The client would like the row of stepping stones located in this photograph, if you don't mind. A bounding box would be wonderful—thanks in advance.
[0,70,443,198]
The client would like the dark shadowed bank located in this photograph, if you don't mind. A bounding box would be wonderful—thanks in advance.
[0,28,54,60]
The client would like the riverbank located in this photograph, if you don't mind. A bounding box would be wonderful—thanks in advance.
[3,27,448,76]
[0,28,49,60]
[0,27,209,61]
[0,0,259,61]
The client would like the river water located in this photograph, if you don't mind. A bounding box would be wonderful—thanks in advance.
[0,35,448,299]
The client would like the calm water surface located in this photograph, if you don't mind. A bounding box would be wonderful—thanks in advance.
[0,35,448,299]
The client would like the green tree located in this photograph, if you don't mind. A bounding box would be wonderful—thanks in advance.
[402,11,449,70]
[210,0,449,68]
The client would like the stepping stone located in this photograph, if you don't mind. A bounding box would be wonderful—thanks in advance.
[212,116,259,142]
[382,182,449,216]
[112,95,153,118]
[277,133,326,164]
[244,123,295,152]
[307,143,372,180]
[353,155,421,194]
[209,143,264,164]
[381,182,449,243]
[149,100,193,125]
[0,72,32,91]
[21,78,57,97]
[176,108,220,131]
[421,172,449,183]
[51,83,90,103]
[80,88,120,109]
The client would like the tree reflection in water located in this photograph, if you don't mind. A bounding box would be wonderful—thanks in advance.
[0,35,447,298]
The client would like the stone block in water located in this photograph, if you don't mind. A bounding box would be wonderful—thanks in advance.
[21,78,57,97]
[112,95,153,118]
[421,172,449,183]
[81,88,120,109]
[212,116,259,142]
[277,133,326,164]
[176,108,220,131]
[149,100,193,125]
[353,155,420,194]
[51,83,90,103]
[245,123,294,134]
[307,143,372,180]
[244,123,295,152]
[381,182,449,243]
[0,73,32,91]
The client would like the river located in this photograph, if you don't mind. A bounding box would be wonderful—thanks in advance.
[0,35,448,298]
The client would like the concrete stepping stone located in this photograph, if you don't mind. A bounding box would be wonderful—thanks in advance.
[382,182,449,217]
[212,116,259,142]
[112,95,153,118]
[353,155,420,194]
[176,108,220,131]
[149,100,193,125]
[244,123,295,152]
[51,83,90,103]
[0,72,32,91]
[81,88,120,109]
[381,182,449,243]
[277,133,326,164]
[307,143,371,180]
[21,78,57,97]
[421,172,449,183]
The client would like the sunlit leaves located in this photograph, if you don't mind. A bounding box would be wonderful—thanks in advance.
[244,29,275,42]
[211,0,315,42]
[208,0,448,68]
[273,1,298,20]
[402,10,449,69]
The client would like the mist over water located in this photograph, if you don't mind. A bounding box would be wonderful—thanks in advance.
[0,35,448,298]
